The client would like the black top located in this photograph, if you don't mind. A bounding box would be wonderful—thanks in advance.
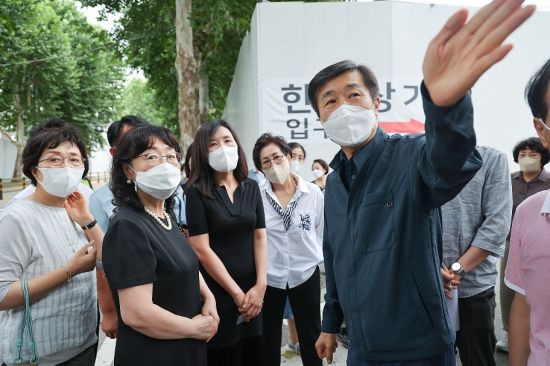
[103,206,206,366]
[186,178,265,348]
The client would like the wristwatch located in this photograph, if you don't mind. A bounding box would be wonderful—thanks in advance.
[81,219,97,231]
[451,262,464,274]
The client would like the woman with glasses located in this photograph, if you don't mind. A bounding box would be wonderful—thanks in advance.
[253,133,324,366]
[0,119,102,365]
[185,120,267,366]
[103,125,218,365]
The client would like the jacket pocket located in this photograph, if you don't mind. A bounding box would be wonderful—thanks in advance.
[355,190,396,253]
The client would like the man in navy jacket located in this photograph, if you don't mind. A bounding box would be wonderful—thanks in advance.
[311,1,535,365]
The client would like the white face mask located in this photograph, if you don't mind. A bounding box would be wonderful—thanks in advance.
[323,104,377,148]
[37,167,84,198]
[208,145,239,172]
[312,169,325,179]
[290,160,303,173]
[133,163,181,200]
[518,156,541,173]
[264,160,291,185]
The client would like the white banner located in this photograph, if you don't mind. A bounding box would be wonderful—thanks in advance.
[261,77,426,143]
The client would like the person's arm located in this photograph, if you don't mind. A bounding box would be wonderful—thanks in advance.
[0,241,96,310]
[118,283,216,340]
[240,228,267,320]
[0,209,97,310]
[199,272,219,329]
[241,185,268,319]
[455,150,512,273]
[65,192,118,338]
[416,0,534,207]
[509,292,530,366]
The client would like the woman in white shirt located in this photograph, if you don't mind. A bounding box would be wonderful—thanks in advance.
[252,133,324,366]
[0,119,104,366]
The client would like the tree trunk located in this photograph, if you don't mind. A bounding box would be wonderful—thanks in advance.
[175,0,202,151]
[13,83,26,179]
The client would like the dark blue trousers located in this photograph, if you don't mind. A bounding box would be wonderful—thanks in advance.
[346,347,456,366]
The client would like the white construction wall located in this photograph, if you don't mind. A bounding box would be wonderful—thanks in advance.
[224,1,550,180]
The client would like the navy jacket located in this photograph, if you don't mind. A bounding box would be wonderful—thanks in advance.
[322,83,482,361]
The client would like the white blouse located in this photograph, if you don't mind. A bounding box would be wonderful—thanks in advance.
[261,174,324,289]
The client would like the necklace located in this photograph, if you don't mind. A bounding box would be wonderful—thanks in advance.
[143,206,172,231]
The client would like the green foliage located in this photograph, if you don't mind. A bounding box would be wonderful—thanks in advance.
[80,0,328,136]
[0,0,124,150]
[81,0,259,135]
[115,78,164,125]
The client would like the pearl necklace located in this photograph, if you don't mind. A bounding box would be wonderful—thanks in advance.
[144,206,172,231]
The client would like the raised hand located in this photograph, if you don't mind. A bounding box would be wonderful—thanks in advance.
[423,0,535,107]
[64,192,94,227]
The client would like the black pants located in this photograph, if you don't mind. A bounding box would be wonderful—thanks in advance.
[207,335,264,366]
[262,266,321,366]
[456,287,496,366]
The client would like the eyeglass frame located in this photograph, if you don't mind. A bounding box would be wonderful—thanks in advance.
[37,154,86,167]
[137,152,182,166]
[260,154,286,169]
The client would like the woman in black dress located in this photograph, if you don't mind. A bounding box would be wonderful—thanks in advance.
[186,120,267,366]
[103,125,218,366]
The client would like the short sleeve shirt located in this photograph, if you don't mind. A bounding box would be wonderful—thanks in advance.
[103,206,206,365]
[505,190,550,366]
[185,179,265,348]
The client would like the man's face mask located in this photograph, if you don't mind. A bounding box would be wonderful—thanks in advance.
[322,104,377,148]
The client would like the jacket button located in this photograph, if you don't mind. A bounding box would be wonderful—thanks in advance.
[385,200,393,208]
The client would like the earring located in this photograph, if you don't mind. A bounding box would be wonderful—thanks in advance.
[126,179,132,184]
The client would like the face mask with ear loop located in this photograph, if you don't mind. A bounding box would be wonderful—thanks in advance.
[129,163,182,200]
[322,104,378,148]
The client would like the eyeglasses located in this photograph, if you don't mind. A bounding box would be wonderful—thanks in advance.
[138,152,182,166]
[261,154,285,169]
[38,155,85,167]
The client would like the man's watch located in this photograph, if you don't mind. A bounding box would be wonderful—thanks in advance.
[451,262,464,274]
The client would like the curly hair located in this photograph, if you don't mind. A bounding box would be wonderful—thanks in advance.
[110,125,182,211]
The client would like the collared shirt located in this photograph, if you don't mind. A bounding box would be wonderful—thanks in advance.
[261,174,324,289]
[442,146,512,298]
[89,184,116,232]
[322,83,482,361]
[511,169,550,218]
[338,144,368,192]
[505,189,550,366]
